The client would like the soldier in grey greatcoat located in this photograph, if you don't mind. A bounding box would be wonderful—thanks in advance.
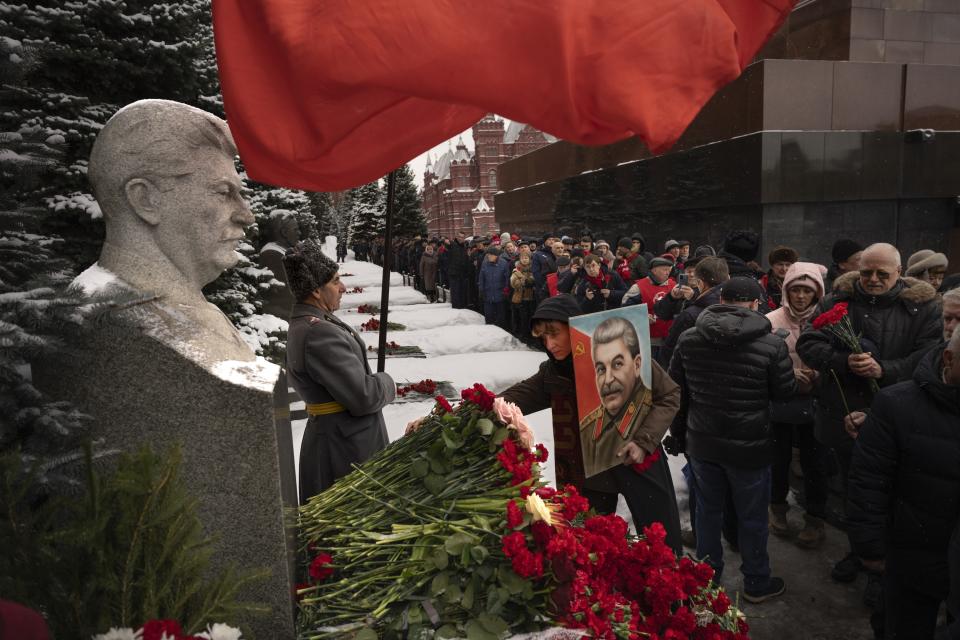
[283,241,395,503]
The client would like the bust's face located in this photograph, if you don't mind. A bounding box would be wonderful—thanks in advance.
[154,150,254,286]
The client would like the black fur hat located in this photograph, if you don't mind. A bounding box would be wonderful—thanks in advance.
[282,239,339,302]
[723,230,760,262]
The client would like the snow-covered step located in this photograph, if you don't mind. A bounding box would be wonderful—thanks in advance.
[336,305,487,331]
[339,270,403,288]
[358,325,529,356]
[339,286,428,308]
[384,350,547,394]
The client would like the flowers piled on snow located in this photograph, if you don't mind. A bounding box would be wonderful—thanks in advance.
[395,378,438,397]
[93,621,242,640]
[359,317,405,332]
[347,286,364,293]
[296,383,748,640]
[356,303,379,314]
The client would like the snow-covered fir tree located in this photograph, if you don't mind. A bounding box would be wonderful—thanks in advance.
[390,165,428,238]
[348,180,385,244]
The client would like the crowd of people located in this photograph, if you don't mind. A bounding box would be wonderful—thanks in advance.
[359,228,959,638]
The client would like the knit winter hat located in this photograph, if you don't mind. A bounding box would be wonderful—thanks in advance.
[720,276,764,302]
[617,237,633,250]
[531,294,582,325]
[664,239,681,252]
[905,249,948,277]
[768,245,799,266]
[282,239,339,302]
[722,230,760,262]
[831,239,863,265]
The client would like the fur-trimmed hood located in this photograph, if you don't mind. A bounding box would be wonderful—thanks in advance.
[831,270,938,305]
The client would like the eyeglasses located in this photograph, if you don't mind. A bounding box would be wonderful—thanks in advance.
[859,269,893,281]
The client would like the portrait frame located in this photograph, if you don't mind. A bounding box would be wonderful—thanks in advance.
[569,304,653,477]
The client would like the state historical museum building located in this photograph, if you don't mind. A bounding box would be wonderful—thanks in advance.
[421,114,554,238]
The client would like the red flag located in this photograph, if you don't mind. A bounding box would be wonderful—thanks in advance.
[213,0,793,191]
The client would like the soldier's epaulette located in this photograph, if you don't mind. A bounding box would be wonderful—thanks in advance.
[579,405,603,433]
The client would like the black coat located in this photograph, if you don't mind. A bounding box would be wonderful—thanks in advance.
[447,240,470,277]
[846,344,960,599]
[796,271,942,453]
[669,304,797,468]
[659,286,722,369]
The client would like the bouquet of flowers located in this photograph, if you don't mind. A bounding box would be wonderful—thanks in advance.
[356,304,380,314]
[360,318,406,332]
[296,384,747,640]
[811,302,880,394]
[94,620,242,640]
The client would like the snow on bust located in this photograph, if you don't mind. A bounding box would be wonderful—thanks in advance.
[73,262,124,295]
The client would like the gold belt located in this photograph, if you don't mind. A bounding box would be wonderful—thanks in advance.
[306,401,346,416]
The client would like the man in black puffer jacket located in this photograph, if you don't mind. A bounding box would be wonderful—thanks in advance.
[796,243,942,585]
[670,277,797,603]
[847,336,960,640]
[657,256,729,369]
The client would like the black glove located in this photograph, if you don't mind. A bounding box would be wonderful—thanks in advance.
[663,434,685,456]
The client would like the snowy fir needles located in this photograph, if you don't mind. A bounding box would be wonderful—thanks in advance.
[296,384,748,640]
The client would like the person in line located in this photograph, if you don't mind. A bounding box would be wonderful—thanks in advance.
[765,262,831,548]
[478,246,510,329]
[905,249,949,294]
[797,242,942,589]
[824,239,863,293]
[574,253,627,314]
[419,241,439,303]
[669,277,797,603]
[761,245,799,311]
[658,256,730,369]
[622,255,676,361]
[500,295,684,553]
[846,330,960,640]
[510,252,537,340]
[284,241,394,503]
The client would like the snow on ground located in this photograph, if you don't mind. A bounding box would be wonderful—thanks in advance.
[339,286,427,309]
[358,325,527,356]
[337,304,487,331]
[294,239,689,532]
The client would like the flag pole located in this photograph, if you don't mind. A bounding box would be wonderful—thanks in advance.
[377,170,397,373]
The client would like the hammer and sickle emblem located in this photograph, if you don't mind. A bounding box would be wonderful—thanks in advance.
[574,341,585,356]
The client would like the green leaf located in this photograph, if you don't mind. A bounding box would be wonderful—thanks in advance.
[410,459,429,478]
[465,620,498,640]
[432,547,449,570]
[444,532,475,555]
[461,578,476,610]
[436,625,460,639]
[478,613,509,635]
[470,546,490,565]
[497,567,525,595]
[492,427,508,445]
[423,473,445,496]
[429,456,449,475]
[443,583,462,604]
[441,428,464,450]
[476,418,495,436]
[355,628,378,640]
[431,572,450,596]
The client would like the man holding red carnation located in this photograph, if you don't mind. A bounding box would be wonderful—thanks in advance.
[797,243,942,591]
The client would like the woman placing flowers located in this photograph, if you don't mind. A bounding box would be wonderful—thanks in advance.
[499,294,684,553]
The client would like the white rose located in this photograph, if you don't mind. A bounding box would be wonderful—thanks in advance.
[525,493,553,526]
[93,629,141,640]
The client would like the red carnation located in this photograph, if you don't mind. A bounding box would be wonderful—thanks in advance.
[506,499,524,528]
[630,446,661,474]
[308,552,335,581]
[141,620,182,640]
[812,301,848,330]
[435,395,453,413]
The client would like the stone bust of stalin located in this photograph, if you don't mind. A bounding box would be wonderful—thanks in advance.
[78,99,256,369]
